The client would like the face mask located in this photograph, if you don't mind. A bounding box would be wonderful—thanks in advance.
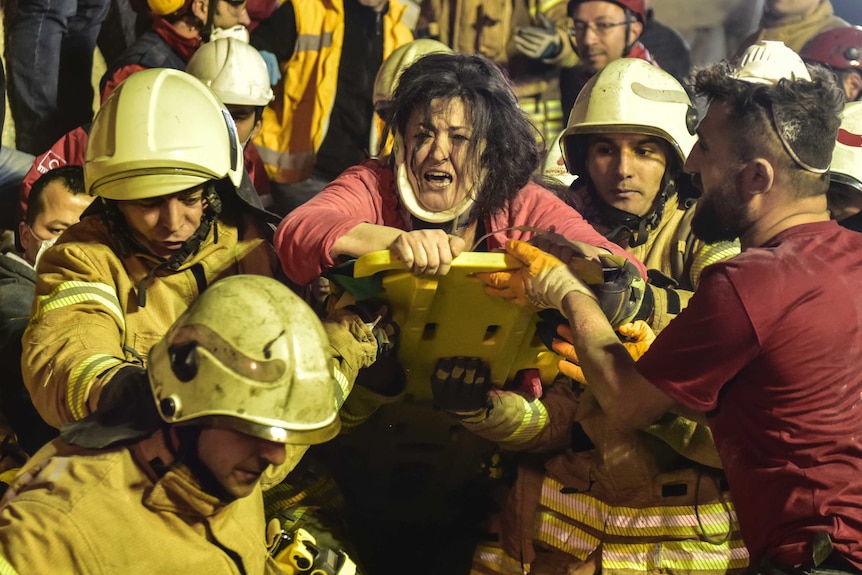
[208,25,249,43]
[32,233,58,269]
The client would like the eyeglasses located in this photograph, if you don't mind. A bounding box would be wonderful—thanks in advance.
[569,20,629,36]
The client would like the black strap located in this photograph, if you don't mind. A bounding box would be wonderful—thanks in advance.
[190,263,208,296]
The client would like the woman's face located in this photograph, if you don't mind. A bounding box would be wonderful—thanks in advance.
[403,97,477,213]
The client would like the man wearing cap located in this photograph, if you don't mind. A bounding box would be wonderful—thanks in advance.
[0,275,358,574]
[560,0,655,117]
[480,40,862,571]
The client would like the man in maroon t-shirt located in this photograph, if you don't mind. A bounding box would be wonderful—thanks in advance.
[480,40,862,572]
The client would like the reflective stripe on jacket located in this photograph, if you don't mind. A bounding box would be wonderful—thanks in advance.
[255,0,412,184]
[0,431,284,574]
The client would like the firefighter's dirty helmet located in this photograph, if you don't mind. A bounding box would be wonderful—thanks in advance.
[148,275,341,444]
[732,40,812,85]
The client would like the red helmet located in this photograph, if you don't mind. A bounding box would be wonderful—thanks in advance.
[567,0,646,24]
[800,26,862,72]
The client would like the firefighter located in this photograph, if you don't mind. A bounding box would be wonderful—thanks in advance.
[19,67,285,432]
[0,275,354,574]
[559,57,740,332]
[186,37,276,207]
[561,0,656,116]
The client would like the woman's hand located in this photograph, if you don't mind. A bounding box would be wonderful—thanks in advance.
[389,229,467,276]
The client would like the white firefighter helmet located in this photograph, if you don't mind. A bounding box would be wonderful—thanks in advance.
[187,37,274,106]
[369,40,453,162]
[148,274,341,445]
[541,129,577,188]
[732,40,811,85]
[832,101,862,192]
[560,57,698,177]
[85,68,244,200]
[731,40,829,174]
[373,39,453,111]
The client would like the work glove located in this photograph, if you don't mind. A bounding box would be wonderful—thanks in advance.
[477,239,596,311]
[588,254,646,327]
[550,320,656,384]
[322,307,378,380]
[478,240,646,327]
[343,302,398,360]
[259,49,282,85]
[529,231,607,264]
[339,302,405,397]
[513,13,563,60]
[431,357,492,417]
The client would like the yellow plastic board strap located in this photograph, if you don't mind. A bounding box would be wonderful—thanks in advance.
[353,250,562,399]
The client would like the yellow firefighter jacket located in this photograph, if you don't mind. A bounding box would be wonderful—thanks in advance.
[255,0,413,184]
[21,208,279,429]
[571,191,740,333]
[418,0,575,99]
[418,0,574,141]
[0,429,285,574]
[466,381,748,575]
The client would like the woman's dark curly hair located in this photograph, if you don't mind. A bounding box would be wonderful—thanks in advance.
[380,52,542,219]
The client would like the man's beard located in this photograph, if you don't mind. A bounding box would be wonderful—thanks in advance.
[691,175,747,244]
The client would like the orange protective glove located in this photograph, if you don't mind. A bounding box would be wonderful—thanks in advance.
[477,240,596,310]
[552,320,656,384]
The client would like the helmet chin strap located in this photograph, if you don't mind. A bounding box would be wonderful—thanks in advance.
[135,182,224,308]
[621,8,636,55]
[591,173,676,248]
[173,424,238,502]
[200,0,218,42]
